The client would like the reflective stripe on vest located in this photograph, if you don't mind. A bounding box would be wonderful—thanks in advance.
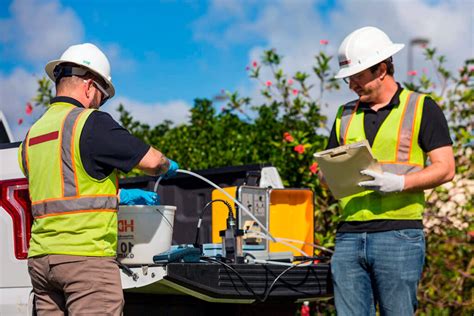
[338,100,359,145]
[32,196,118,218]
[61,107,83,197]
[335,89,426,221]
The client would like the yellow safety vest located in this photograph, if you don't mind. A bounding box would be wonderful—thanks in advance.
[335,89,426,221]
[19,102,119,257]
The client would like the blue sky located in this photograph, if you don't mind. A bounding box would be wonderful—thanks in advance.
[0,0,472,140]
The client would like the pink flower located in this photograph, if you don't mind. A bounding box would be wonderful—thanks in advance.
[25,102,33,115]
[407,70,417,76]
[18,118,23,125]
[422,68,428,74]
[309,162,318,174]
[283,132,294,142]
[294,144,305,154]
[469,66,474,72]
[287,79,294,85]
[292,89,299,96]
[252,61,258,68]
[266,80,272,87]
[320,39,329,45]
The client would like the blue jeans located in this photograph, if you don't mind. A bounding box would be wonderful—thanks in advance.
[331,229,425,316]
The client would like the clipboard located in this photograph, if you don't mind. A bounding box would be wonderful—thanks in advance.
[313,140,382,199]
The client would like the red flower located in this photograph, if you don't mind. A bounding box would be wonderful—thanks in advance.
[283,132,294,142]
[294,144,305,154]
[319,39,329,45]
[266,80,272,87]
[252,61,258,68]
[287,79,294,85]
[292,89,299,96]
[18,118,23,125]
[309,162,318,174]
[25,102,33,115]
[407,70,417,76]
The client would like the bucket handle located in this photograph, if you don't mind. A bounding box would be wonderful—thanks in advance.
[154,207,174,228]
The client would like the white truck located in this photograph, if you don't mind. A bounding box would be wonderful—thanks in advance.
[0,112,333,315]
[0,112,34,315]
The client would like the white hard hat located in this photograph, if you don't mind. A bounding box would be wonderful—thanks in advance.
[335,26,404,79]
[45,43,115,98]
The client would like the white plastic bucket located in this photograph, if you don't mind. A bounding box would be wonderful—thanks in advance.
[117,205,176,265]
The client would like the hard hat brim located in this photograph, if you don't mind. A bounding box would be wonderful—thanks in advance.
[45,59,115,98]
[335,43,405,79]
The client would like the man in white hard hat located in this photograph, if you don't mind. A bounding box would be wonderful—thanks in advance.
[18,43,179,315]
[323,27,454,315]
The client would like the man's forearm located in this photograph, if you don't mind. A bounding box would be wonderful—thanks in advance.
[403,146,455,192]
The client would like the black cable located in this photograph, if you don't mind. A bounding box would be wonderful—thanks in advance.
[201,256,316,303]
[200,256,265,301]
[260,259,314,302]
[194,199,233,246]
[293,256,330,262]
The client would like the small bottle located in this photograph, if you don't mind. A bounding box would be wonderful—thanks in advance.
[301,301,310,316]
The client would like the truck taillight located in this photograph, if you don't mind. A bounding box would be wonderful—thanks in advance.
[0,178,32,259]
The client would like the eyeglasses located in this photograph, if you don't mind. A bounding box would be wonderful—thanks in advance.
[92,80,110,106]
[84,79,110,106]
[342,72,366,84]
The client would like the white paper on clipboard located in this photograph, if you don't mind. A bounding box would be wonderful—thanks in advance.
[313,140,382,199]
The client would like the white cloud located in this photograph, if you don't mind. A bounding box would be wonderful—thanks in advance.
[0,68,41,141]
[102,97,191,126]
[194,0,474,127]
[0,0,84,63]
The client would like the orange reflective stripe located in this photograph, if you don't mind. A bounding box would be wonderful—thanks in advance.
[35,209,117,219]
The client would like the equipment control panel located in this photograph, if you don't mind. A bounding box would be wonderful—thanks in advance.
[237,186,269,251]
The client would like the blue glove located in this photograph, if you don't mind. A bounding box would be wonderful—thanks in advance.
[119,189,160,205]
[163,159,179,179]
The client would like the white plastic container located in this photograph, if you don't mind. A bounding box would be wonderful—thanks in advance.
[117,205,176,265]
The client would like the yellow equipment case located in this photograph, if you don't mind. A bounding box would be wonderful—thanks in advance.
[211,186,314,256]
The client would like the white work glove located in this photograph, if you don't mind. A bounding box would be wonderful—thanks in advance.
[358,169,405,194]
